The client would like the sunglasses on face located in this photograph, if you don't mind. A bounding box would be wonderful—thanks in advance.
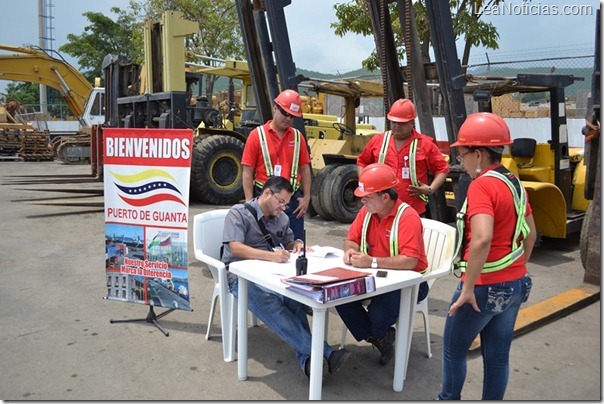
[276,104,294,118]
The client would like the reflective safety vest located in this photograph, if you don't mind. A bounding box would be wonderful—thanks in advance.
[452,166,531,275]
[360,202,412,258]
[254,125,302,191]
[378,132,428,202]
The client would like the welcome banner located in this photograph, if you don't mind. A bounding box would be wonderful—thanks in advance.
[103,128,194,311]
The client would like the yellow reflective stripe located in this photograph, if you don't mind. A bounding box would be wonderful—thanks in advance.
[409,138,428,203]
[360,203,410,257]
[378,131,391,164]
[257,126,273,177]
[360,211,371,254]
[452,199,468,272]
[390,203,410,256]
[258,126,302,192]
[290,129,301,191]
[453,169,530,274]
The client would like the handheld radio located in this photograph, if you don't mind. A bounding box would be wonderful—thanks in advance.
[295,230,308,276]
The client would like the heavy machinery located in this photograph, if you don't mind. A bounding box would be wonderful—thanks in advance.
[311,0,591,239]
[102,10,383,206]
[0,44,104,163]
[235,0,389,223]
[461,74,589,239]
[102,11,252,205]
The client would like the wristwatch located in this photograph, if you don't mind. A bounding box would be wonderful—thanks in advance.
[371,257,378,269]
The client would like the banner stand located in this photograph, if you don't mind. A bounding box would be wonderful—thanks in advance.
[110,305,176,337]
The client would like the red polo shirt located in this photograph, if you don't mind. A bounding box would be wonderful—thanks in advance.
[242,121,311,185]
[460,164,534,285]
[347,199,428,272]
[357,129,450,215]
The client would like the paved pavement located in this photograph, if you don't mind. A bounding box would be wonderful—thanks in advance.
[0,161,600,400]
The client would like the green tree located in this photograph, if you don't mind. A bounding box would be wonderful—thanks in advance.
[5,82,39,108]
[332,0,501,71]
[58,6,141,84]
[4,82,77,119]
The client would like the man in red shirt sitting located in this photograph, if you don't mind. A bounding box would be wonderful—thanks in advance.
[337,163,428,366]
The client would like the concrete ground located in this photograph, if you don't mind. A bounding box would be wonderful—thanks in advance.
[0,160,600,401]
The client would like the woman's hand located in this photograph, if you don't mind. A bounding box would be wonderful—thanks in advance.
[448,288,480,316]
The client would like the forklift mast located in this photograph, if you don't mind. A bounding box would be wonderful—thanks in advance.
[234,0,306,136]
[367,0,468,221]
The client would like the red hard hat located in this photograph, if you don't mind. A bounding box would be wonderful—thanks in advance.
[274,89,302,117]
[387,98,416,123]
[354,163,399,197]
[451,112,512,147]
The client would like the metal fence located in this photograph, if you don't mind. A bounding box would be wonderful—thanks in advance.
[463,55,595,119]
[325,54,595,122]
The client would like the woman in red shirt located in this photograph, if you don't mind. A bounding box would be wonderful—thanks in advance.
[439,113,537,400]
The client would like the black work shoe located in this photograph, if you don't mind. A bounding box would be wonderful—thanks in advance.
[367,327,396,366]
[379,327,396,366]
[327,349,350,374]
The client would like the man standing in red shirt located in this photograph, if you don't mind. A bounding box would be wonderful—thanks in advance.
[337,163,428,366]
[241,89,312,241]
[356,98,450,217]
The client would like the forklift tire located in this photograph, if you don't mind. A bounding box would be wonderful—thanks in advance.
[190,135,244,205]
[326,164,361,223]
[310,164,339,220]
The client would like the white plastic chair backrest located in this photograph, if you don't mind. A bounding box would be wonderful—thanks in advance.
[193,209,230,261]
[420,218,457,288]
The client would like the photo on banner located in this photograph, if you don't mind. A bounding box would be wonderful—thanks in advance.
[103,128,194,311]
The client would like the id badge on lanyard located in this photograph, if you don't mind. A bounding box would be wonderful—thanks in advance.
[402,156,410,179]
[274,164,282,177]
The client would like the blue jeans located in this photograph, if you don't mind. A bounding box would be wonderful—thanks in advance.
[284,191,304,242]
[438,275,533,400]
[228,275,334,372]
[336,290,401,341]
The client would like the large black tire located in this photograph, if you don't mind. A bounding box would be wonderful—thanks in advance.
[190,135,244,205]
[325,164,362,223]
[310,164,339,220]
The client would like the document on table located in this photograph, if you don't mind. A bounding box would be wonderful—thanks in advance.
[304,245,344,258]
[290,246,343,261]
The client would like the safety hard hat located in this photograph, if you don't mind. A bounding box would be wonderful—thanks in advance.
[387,98,416,123]
[451,112,512,147]
[274,89,303,117]
[354,163,399,197]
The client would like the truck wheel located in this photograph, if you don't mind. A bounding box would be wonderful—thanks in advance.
[190,135,244,205]
[326,164,361,223]
[310,164,339,220]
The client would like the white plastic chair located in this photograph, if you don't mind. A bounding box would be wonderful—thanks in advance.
[339,218,456,359]
[415,218,456,358]
[193,209,258,362]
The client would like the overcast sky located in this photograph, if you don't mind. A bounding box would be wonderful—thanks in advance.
[0,0,599,90]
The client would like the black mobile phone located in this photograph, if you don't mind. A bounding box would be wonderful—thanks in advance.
[376,270,388,278]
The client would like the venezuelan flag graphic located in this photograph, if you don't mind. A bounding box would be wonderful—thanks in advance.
[111,169,187,207]
[147,232,172,249]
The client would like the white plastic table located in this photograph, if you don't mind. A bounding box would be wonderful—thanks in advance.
[229,254,422,400]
